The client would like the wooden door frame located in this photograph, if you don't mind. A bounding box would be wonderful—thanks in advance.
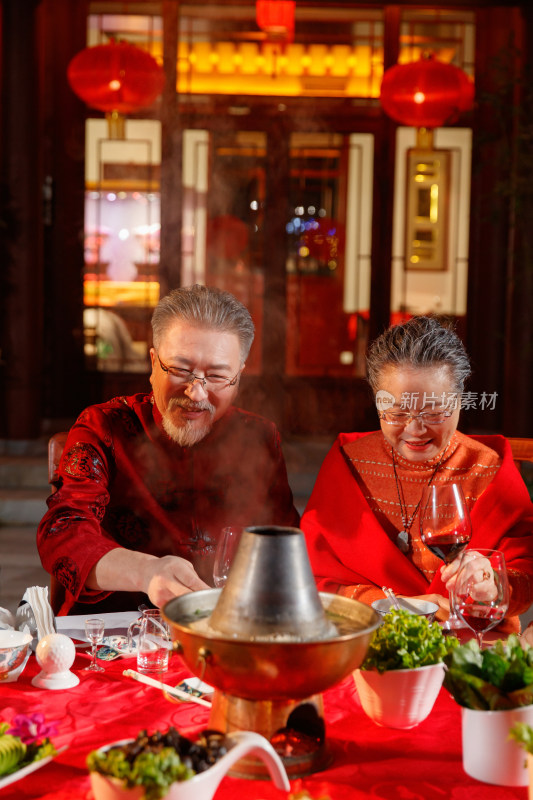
[176,102,390,435]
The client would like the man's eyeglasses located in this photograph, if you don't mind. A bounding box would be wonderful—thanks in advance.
[378,410,453,426]
[156,354,240,392]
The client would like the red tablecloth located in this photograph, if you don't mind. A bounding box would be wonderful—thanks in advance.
[0,647,528,800]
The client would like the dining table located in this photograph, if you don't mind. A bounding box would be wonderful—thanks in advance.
[1,612,529,800]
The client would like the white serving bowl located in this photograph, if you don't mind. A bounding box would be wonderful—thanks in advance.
[89,730,290,800]
[0,630,33,682]
[372,597,438,622]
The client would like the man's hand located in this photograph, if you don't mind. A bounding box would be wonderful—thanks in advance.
[87,549,210,608]
[140,555,210,607]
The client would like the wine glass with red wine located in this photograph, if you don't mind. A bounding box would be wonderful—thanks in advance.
[452,549,509,648]
[419,483,472,630]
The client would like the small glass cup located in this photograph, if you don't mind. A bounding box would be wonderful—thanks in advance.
[85,617,105,672]
[213,526,243,588]
[127,608,170,674]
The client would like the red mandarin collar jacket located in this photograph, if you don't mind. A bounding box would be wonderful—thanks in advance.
[37,393,299,614]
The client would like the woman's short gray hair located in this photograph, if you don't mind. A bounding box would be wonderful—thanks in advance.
[366,316,471,393]
[151,284,255,361]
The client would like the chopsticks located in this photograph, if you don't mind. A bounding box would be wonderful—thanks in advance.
[382,586,401,610]
[381,586,425,614]
[123,669,212,708]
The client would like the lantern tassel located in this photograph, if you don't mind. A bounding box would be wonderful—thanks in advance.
[416,127,434,150]
[106,110,126,140]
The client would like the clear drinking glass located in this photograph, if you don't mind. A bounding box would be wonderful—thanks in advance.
[213,526,242,588]
[84,617,105,672]
[453,549,509,648]
[419,483,472,631]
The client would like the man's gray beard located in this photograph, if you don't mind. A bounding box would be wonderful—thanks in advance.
[162,400,215,447]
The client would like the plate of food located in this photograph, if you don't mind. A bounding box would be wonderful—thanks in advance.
[0,715,66,789]
[0,748,68,789]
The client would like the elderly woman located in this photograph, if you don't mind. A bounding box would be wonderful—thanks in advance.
[301,316,533,630]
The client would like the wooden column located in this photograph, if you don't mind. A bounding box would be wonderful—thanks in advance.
[160,0,182,298]
[467,6,532,436]
[40,0,87,424]
[502,3,533,437]
[0,0,43,438]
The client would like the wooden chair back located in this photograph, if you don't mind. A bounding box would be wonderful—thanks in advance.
[508,438,533,472]
[47,432,68,614]
[48,431,68,492]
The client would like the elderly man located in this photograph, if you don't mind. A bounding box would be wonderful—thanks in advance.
[37,285,299,614]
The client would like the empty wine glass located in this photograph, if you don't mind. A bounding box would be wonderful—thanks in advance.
[420,483,472,631]
[453,549,509,648]
[213,526,242,588]
[84,617,105,672]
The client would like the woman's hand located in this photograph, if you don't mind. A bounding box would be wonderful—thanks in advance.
[403,593,449,622]
[440,550,497,601]
[521,624,533,649]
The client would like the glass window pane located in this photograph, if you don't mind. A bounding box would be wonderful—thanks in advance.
[286,132,372,377]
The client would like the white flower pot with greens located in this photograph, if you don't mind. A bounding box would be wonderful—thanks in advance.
[353,608,452,729]
[444,635,533,786]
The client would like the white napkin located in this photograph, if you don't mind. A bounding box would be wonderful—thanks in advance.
[0,606,15,630]
[18,586,56,643]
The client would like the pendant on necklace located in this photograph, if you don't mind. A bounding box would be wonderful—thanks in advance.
[397,530,410,553]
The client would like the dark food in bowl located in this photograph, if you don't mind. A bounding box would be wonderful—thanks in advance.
[88,727,229,800]
[121,728,228,773]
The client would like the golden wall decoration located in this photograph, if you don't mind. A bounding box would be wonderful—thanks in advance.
[405,145,450,271]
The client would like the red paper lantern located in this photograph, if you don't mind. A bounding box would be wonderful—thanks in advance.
[256,0,295,41]
[380,55,474,128]
[67,40,165,114]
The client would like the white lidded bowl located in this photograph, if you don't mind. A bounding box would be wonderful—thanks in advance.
[0,629,32,682]
[371,598,439,622]
[89,730,290,800]
[354,662,445,729]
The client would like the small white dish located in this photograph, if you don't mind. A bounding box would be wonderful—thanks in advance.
[89,731,290,800]
[372,597,438,621]
[101,635,137,656]
[0,746,68,790]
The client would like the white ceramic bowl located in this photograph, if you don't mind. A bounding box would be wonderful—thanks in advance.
[354,662,445,729]
[0,630,33,681]
[462,704,533,786]
[372,597,439,622]
[89,730,290,800]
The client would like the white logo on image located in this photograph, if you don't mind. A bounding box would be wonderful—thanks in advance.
[375,390,395,411]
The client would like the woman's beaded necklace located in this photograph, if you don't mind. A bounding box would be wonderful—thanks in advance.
[391,447,446,553]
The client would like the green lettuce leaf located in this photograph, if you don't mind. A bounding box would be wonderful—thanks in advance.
[361,608,455,672]
[443,637,533,710]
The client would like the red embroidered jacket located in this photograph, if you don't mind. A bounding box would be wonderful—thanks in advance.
[37,394,299,613]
